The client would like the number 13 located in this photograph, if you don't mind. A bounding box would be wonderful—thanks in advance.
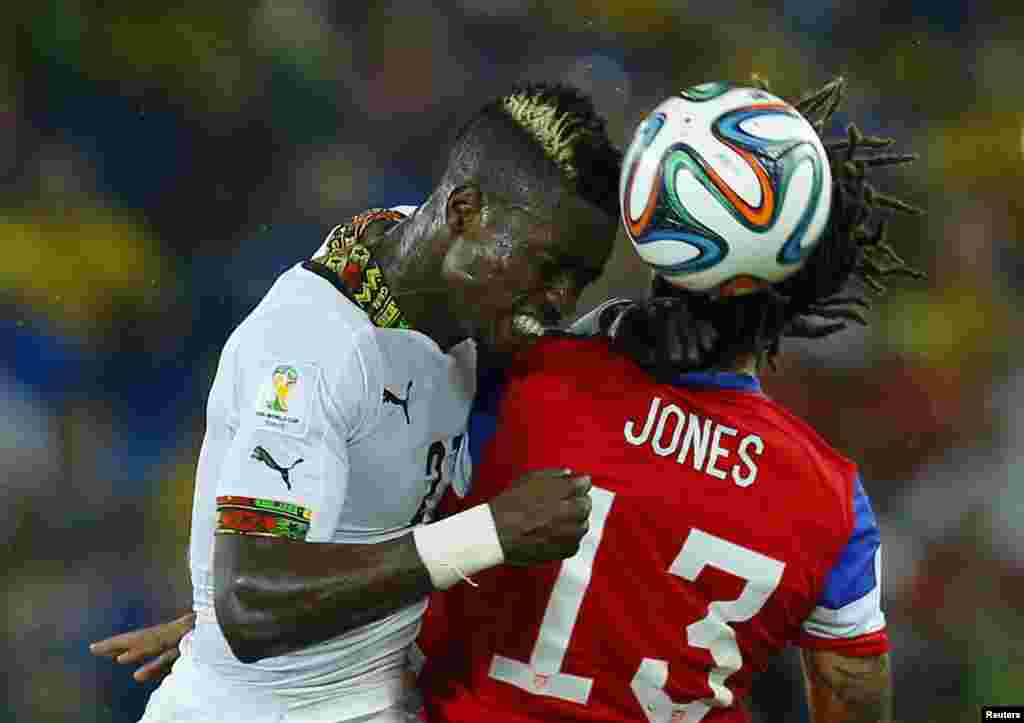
[489,486,785,722]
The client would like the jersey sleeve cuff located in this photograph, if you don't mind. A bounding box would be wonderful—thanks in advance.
[797,628,890,657]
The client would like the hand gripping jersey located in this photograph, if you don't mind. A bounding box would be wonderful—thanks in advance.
[419,336,887,723]
[159,208,475,723]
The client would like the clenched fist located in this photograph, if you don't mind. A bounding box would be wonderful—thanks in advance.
[488,468,593,566]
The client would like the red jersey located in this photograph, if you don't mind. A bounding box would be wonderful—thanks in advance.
[419,336,888,722]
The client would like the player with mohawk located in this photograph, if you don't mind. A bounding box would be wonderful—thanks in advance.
[96,84,627,723]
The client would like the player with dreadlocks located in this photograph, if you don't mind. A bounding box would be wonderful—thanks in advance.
[613,75,925,379]
[680,78,921,363]
[406,76,919,723]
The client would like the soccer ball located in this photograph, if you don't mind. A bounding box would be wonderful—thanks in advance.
[619,82,833,296]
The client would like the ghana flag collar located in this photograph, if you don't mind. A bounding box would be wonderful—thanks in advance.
[305,208,411,330]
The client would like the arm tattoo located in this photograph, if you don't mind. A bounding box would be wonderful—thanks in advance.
[803,650,893,723]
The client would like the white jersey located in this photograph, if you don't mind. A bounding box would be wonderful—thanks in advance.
[163,219,475,721]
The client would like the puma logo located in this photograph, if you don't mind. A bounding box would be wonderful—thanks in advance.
[383,380,413,425]
[250,445,304,490]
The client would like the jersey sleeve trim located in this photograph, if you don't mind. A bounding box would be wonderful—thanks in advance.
[216,495,313,541]
[801,552,886,640]
[802,475,888,648]
[797,628,890,657]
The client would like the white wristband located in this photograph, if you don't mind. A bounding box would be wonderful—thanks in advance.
[412,504,505,590]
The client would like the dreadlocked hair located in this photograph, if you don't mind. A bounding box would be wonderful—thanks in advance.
[674,75,926,370]
[448,83,622,219]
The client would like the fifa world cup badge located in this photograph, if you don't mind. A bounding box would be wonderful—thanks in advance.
[255,362,314,437]
[268,365,298,413]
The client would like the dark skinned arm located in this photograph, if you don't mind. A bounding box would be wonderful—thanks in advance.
[800,648,893,723]
[215,533,432,663]
[215,467,591,663]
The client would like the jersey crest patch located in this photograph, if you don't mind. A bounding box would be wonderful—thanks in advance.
[254,362,316,437]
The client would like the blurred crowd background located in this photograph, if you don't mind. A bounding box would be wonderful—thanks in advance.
[3,1,1022,721]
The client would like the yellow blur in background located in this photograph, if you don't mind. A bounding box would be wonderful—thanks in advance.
[2,1,1022,721]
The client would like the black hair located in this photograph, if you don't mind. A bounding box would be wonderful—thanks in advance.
[444,83,622,219]
[659,76,926,371]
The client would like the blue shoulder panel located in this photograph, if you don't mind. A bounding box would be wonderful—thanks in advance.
[818,475,882,609]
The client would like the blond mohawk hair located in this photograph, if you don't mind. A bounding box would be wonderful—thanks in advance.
[500,91,593,182]
[447,83,621,219]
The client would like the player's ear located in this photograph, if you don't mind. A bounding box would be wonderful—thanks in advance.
[446,184,482,236]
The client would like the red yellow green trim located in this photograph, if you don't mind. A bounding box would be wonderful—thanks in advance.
[312,209,411,330]
[216,495,312,541]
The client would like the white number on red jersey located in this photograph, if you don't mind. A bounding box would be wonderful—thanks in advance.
[488,486,786,720]
[489,486,616,703]
[632,528,785,721]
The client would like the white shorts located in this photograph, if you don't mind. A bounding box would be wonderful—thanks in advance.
[138,645,422,723]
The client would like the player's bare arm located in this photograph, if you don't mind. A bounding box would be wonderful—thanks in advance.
[88,466,595,676]
[801,649,893,723]
[216,468,591,662]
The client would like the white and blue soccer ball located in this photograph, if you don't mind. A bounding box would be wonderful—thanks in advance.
[620,82,833,297]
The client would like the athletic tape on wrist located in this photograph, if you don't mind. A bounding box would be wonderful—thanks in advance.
[412,504,505,590]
